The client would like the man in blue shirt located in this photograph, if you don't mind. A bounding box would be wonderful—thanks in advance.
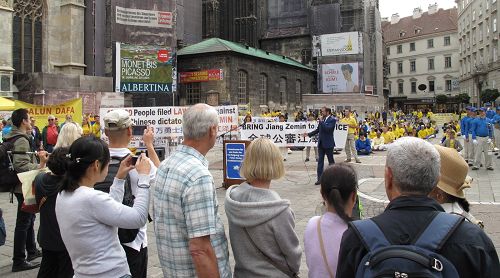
[471,107,494,170]
[463,107,476,165]
[485,103,496,119]
[461,107,471,163]
[492,106,500,158]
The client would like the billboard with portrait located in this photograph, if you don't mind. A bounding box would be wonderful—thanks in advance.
[320,63,361,93]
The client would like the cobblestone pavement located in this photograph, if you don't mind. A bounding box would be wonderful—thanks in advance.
[1,139,499,277]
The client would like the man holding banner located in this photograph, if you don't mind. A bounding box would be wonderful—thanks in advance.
[306,107,336,185]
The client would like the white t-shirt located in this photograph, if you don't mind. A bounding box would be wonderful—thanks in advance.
[110,148,157,251]
[56,177,150,278]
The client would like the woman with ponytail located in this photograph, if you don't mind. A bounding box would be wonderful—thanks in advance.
[55,136,152,278]
[304,163,358,278]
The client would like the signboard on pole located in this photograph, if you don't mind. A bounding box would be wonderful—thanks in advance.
[115,6,173,28]
[115,43,174,93]
[240,122,348,148]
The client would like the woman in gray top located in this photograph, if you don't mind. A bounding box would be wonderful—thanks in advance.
[225,138,301,277]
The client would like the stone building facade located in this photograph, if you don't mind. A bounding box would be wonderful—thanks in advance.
[383,4,460,112]
[177,38,315,112]
[457,0,500,106]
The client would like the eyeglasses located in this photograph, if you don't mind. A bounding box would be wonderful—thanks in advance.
[49,119,55,121]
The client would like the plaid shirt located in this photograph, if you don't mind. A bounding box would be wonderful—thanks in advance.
[153,145,231,277]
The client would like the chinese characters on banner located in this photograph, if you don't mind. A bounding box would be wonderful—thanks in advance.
[179,69,224,83]
[240,122,349,149]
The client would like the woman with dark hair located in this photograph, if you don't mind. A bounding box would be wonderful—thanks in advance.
[35,147,73,278]
[55,136,151,278]
[304,164,358,278]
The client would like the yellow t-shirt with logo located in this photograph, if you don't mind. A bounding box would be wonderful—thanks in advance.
[92,123,101,138]
[341,116,358,134]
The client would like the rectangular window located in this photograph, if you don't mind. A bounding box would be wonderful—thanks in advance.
[411,81,417,93]
[398,62,403,73]
[428,58,435,70]
[238,71,248,104]
[398,82,404,94]
[445,56,452,68]
[296,79,302,103]
[0,75,10,92]
[446,80,452,91]
[429,81,435,92]
[428,39,434,48]
[386,47,390,55]
[280,77,287,105]
[186,83,201,105]
[259,74,267,104]
[494,18,497,32]
[410,42,415,51]
[444,36,451,46]
[397,45,402,53]
[410,60,416,72]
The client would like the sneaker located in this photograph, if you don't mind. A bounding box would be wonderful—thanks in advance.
[472,166,479,170]
[305,158,309,162]
[12,260,40,272]
[344,159,352,162]
[27,249,42,261]
[487,167,494,170]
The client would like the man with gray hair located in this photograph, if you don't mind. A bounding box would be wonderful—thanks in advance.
[337,137,499,277]
[153,103,231,277]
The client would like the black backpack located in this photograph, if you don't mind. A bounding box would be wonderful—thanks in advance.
[94,156,139,244]
[0,135,26,192]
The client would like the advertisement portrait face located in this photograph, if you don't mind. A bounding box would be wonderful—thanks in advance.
[320,63,360,93]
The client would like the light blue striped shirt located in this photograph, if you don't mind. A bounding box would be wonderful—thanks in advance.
[153,145,231,278]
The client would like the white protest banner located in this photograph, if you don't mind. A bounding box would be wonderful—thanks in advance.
[241,122,348,148]
[115,6,173,28]
[100,105,238,148]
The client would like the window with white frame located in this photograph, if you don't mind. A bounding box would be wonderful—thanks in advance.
[428,39,434,48]
[428,58,435,70]
[398,62,403,73]
[397,45,402,53]
[398,82,404,94]
[411,81,417,93]
[494,18,498,32]
[410,60,416,72]
[446,80,452,91]
[445,56,452,68]
[444,36,451,46]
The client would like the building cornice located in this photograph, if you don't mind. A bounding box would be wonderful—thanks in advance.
[385,30,457,45]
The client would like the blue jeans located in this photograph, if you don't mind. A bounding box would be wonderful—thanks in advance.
[317,147,335,181]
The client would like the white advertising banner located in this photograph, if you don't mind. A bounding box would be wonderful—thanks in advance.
[115,6,173,28]
[240,122,348,148]
[100,105,238,148]
[321,63,360,93]
[319,32,362,56]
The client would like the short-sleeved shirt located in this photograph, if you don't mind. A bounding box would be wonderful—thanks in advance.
[153,145,231,278]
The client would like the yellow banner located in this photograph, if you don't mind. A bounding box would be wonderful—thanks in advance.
[15,98,83,130]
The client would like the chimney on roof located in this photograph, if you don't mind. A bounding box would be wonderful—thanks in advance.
[382,17,389,22]
[413,7,423,19]
[391,13,400,24]
[428,3,438,15]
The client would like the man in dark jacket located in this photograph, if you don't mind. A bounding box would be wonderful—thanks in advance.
[306,107,336,185]
[6,109,48,272]
[336,137,500,277]
[30,117,42,151]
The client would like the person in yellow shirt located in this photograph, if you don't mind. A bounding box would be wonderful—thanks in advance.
[417,110,423,119]
[381,126,395,144]
[91,115,101,138]
[418,125,428,139]
[82,117,92,136]
[372,129,387,150]
[369,128,377,139]
[341,110,361,163]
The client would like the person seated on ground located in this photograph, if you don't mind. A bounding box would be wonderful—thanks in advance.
[441,130,463,152]
[304,164,358,278]
[355,132,371,155]
[336,137,500,277]
[425,123,436,138]
[225,138,301,277]
[372,129,386,151]
[417,124,428,139]
[368,126,377,139]
[429,145,483,228]
[381,126,395,144]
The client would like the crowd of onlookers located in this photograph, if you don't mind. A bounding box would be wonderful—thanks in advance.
[0,104,499,277]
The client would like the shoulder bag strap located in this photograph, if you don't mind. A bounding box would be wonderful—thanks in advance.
[350,219,391,252]
[317,216,334,278]
[243,228,298,278]
[414,212,464,252]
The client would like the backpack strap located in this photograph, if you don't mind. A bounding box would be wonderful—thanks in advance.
[413,212,464,252]
[351,219,391,252]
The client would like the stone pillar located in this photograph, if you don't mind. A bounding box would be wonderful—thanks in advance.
[0,0,14,97]
[51,0,86,74]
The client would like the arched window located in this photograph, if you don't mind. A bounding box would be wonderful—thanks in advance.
[295,79,302,103]
[259,73,267,105]
[238,70,248,104]
[13,0,44,74]
[280,77,287,105]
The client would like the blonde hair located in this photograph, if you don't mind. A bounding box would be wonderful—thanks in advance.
[240,138,285,182]
[55,122,83,149]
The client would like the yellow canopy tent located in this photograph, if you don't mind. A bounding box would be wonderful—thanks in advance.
[0,97,15,111]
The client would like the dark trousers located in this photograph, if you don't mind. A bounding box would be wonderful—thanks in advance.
[357,150,371,155]
[317,147,335,181]
[13,193,37,265]
[37,249,73,278]
[123,245,148,278]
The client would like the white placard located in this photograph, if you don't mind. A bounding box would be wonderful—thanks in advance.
[99,105,238,148]
[240,122,348,148]
[320,32,362,56]
[115,6,173,28]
